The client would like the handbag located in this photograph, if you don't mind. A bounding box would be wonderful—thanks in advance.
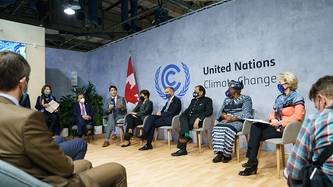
[301,143,333,187]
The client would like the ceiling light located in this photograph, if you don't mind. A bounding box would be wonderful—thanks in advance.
[64,7,75,15]
[71,0,81,10]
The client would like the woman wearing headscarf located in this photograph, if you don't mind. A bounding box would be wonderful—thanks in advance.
[238,72,305,176]
[212,80,253,163]
[35,84,61,136]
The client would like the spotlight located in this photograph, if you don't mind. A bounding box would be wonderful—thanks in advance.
[64,7,75,15]
[71,0,81,10]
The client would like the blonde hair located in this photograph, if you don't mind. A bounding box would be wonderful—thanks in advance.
[279,72,298,91]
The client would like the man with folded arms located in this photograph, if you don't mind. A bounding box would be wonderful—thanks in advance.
[137,86,181,150]
[171,85,213,156]
[0,51,127,186]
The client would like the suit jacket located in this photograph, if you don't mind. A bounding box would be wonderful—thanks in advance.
[159,96,182,125]
[0,96,98,186]
[132,99,153,121]
[183,96,213,125]
[73,102,95,122]
[104,95,127,119]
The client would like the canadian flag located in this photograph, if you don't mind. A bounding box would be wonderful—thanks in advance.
[125,54,139,111]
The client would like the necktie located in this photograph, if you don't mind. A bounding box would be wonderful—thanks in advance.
[164,100,171,112]
[81,103,85,116]
[111,99,117,118]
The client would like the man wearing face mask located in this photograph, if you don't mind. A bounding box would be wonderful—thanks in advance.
[171,85,213,156]
[286,75,333,186]
[73,93,94,138]
[0,51,128,186]
[136,87,181,150]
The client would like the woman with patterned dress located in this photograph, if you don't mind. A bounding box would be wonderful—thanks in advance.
[212,80,253,163]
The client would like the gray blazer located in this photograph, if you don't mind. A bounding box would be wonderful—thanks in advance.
[104,95,127,119]
[132,99,153,121]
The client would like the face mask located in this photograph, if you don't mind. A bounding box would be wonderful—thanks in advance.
[225,90,231,98]
[277,84,285,93]
[165,93,171,99]
[20,86,28,105]
[44,90,51,95]
[193,92,198,98]
[139,96,145,101]
[79,98,85,103]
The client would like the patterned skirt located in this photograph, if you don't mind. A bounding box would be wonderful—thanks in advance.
[212,124,238,156]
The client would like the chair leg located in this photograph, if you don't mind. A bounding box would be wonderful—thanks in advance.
[257,141,263,159]
[205,130,212,149]
[139,129,143,146]
[281,144,285,167]
[197,131,202,153]
[119,126,124,144]
[245,134,249,143]
[154,128,159,147]
[276,144,281,179]
[235,135,240,162]
[167,129,171,149]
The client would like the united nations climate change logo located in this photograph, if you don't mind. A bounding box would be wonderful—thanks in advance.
[155,62,190,100]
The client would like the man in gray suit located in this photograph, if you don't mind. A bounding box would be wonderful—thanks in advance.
[0,51,127,186]
[102,85,127,147]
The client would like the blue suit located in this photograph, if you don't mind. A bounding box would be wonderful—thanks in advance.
[73,102,94,136]
[142,96,182,146]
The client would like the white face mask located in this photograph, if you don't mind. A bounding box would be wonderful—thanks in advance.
[79,98,85,103]
[44,90,51,95]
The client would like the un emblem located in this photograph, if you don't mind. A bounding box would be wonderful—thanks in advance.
[155,62,190,100]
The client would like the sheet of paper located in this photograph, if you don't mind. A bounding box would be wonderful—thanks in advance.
[244,118,270,124]
[45,100,59,113]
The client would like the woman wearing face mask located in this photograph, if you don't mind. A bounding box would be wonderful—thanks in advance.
[212,80,253,163]
[121,89,153,147]
[35,84,61,136]
[238,72,305,176]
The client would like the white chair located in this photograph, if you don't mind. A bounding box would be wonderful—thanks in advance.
[191,115,213,153]
[257,121,303,179]
[153,114,181,149]
[135,115,150,146]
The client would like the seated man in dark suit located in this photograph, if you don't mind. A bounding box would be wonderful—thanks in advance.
[137,86,182,150]
[73,93,94,138]
[171,85,213,156]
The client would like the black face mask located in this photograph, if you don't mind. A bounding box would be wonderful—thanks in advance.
[139,96,145,101]
[192,92,198,98]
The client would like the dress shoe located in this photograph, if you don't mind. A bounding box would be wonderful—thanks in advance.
[212,152,224,163]
[179,136,193,143]
[171,150,187,156]
[136,135,146,141]
[111,134,117,141]
[139,144,153,151]
[222,156,232,163]
[102,141,110,147]
[238,162,258,176]
[121,141,131,147]
[242,159,258,168]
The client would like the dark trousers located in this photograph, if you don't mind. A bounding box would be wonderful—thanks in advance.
[124,114,143,141]
[246,122,282,160]
[53,136,87,160]
[142,115,172,146]
[75,116,92,136]
[43,112,60,136]
[177,113,202,150]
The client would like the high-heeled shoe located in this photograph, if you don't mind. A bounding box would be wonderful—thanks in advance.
[238,163,258,176]
[121,141,131,147]
[242,159,258,168]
